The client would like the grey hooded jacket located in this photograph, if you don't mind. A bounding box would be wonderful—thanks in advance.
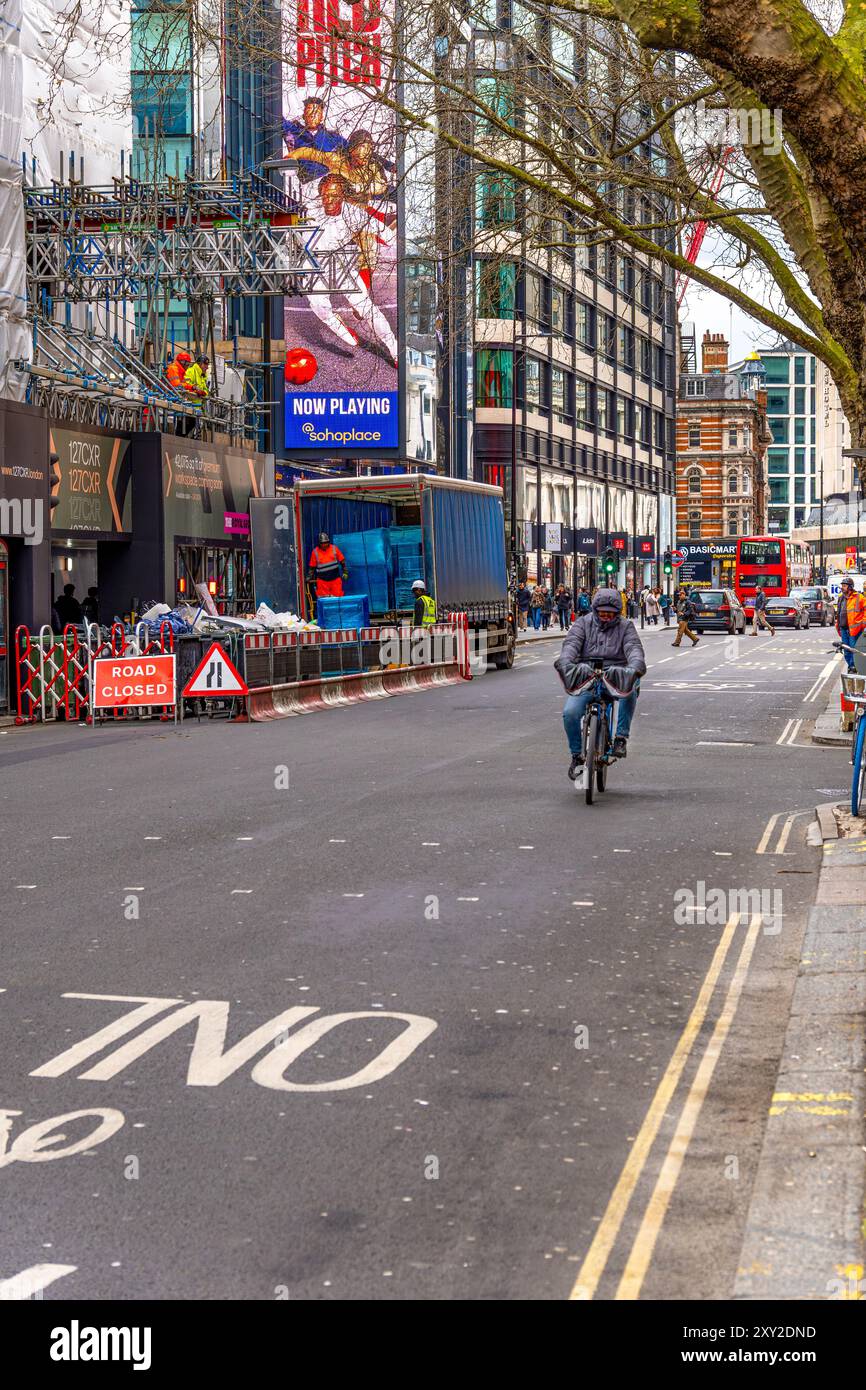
[558,589,647,676]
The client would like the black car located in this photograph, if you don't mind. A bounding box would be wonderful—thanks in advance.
[692,588,747,635]
[764,594,810,629]
[789,585,834,626]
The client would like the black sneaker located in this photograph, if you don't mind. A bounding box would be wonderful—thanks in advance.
[568,754,585,780]
[612,736,628,759]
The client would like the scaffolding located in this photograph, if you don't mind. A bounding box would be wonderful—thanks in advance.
[21,167,362,441]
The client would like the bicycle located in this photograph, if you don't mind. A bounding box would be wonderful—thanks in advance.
[833,640,866,815]
[556,658,640,805]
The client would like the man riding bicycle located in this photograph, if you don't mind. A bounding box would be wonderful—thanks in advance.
[556,587,647,781]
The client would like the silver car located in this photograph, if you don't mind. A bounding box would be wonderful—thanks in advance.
[789,585,834,626]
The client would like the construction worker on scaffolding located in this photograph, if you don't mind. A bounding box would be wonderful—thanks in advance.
[184,354,210,401]
[165,350,192,392]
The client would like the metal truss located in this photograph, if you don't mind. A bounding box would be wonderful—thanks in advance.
[25,172,361,302]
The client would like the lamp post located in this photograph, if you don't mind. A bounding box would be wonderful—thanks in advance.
[819,454,824,583]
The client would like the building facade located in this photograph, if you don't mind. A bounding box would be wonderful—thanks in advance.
[677,333,770,543]
[745,341,852,535]
[436,7,677,590]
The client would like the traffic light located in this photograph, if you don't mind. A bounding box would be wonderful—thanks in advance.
[602,546,618,577]
[663,549,673,576]
[49,451,62,515]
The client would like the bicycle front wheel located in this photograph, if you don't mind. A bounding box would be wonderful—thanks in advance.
[852,711,866,816]
[595,711,608,793]
[584,708,599,805]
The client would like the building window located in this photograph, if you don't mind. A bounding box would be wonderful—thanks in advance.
[688,425,701,448]
[617,324,634,368]
[728,471,738,494]
[576,300,593,346]
[551,367,569,420]
[524,357,543,407]
[475,260,516,319]
[688,509,701,539]
[685,378,705,397]
[475,349,513,408]
[728,515,738,536]
[597,388,611,433]
[640,336,652,379]
[550,285,564,335]
[687,467,702,495]
[766,388,789,414]
[742,472,751,495]
[728,426,737,447]
[638,404,651,444]
[763,357,790,383]
[575,378,592,426]
[475,172,516,227]
[770,418,789,444]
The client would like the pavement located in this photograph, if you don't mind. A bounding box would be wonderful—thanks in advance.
[0,623,862,1301]
[735,805,866,1300]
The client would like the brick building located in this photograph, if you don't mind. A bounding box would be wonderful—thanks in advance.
[676,333,770,542]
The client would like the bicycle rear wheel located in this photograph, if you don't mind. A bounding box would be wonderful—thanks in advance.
[584,708,599,804]
[852,711,866,816]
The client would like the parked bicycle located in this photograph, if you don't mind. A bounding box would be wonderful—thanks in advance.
[833,640,866,815]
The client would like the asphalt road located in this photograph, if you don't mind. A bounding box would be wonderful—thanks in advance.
[0,621,853,1300]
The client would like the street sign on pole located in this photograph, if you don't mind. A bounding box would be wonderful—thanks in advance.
[183,642,248,698]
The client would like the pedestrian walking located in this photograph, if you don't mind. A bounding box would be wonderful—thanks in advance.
[645,588,660,625]
[541,585,553,630]
[672,590,700,647]
[554,583,572,630]
[515,580,531,631]
[529,583,545,630]
[750,584,775,637]
[659,589,672,626]
[577,587,591,616]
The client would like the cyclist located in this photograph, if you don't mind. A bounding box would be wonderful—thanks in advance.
[557,587,647,780]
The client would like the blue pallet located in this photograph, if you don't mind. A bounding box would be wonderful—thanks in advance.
[316,594,370,630]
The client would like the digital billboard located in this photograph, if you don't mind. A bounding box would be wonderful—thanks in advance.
[282,0,398,452]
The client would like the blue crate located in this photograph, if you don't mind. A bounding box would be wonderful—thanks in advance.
[316,594,370,630]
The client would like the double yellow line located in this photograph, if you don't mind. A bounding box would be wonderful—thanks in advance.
[569,912,763,1301]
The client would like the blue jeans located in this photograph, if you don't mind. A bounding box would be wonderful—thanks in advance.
[840,628,855,671]
[531,608,542,629]
[563,686,639,756]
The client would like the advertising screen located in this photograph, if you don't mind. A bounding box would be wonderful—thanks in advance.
[50,428,132,537]
[282,0,398,452]
[162,442,260,541]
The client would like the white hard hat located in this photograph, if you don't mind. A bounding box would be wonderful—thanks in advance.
[411,579,425,591]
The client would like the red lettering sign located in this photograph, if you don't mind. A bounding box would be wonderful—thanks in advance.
[92,655,177,710]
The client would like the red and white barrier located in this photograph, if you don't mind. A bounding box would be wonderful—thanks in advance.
[247,660,462,721]
[449,612,472,680]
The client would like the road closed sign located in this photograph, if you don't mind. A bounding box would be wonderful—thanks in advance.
[92,655,176,709]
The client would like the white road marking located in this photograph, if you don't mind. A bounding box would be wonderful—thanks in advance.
[518,845,534,850]
[236,836,253,842]
[713,852,732,857]
[572,900,594,906]
[0,1264,77,1299]
[51,836,70,841]
[776,720,793,745]
[695,741,754,747]
[231,889,253,895]
[329,838,346,843]
[784,719,804,746]
[457,896,480,902]
[342,893,364,898]
[803,655,841,703]
[16,885,37,890]
[421,842,440,846]
[124,887,145,892]
[144,836,162,841]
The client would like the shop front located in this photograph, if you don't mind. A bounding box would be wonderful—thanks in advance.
[0,400,51,710]
[48,424,133,627]
[114,435,273,617]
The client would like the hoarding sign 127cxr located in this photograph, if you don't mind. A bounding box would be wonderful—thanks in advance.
[282,0,399,453]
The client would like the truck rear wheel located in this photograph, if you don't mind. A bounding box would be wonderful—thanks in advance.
[492,624,515,669]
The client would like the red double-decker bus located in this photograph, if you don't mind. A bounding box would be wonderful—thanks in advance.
[734,535,812,613]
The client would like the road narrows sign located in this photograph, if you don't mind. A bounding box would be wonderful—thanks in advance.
[183,642,248,698]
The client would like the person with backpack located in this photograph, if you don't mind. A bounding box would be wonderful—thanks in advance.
[659,589,672,627]
[577,587,591,616]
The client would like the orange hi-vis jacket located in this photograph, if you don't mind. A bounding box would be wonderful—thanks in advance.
[310,543,346,595]
[840,588,866,640]
[166,356,190,390]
